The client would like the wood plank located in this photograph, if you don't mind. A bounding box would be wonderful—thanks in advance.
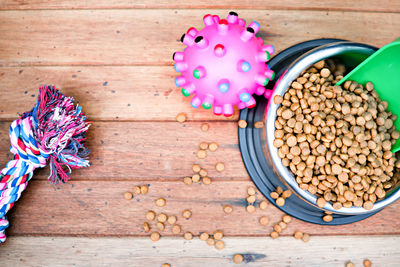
[1,236,400,267]
[0,10,399,66]
[1,0,399,12]
[0,66,240,121]
[6,180,400,237]
[0,121,247,181]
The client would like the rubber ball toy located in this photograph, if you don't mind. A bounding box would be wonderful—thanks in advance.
[173,11,275,116]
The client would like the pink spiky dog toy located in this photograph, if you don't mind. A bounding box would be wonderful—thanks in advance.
[173,11,275,116]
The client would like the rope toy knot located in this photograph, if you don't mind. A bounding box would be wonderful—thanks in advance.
[0,85,91,243]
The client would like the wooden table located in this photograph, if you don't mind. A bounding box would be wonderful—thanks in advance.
[0,1,400,266]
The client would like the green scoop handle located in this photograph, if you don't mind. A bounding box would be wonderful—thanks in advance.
[336,38,400,153]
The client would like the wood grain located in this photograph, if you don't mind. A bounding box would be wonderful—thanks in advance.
[0,10,399,66]
[1,0,399,12]
[0,66,240,121]
[0,121,248,181]
[7,180,400,237]
[2,236,400,267]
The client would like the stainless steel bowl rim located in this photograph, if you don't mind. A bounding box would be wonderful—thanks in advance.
[266,41,400,215]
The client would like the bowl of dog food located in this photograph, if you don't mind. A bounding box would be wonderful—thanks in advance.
[239,39,400,224]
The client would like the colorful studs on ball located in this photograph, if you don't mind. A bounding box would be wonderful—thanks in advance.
[219,83,230,93]
[241,61,251,72]
[193,66,206,79]
[193,69,201,79]
[240,92,251,102]
[202,102,212,109]
[181,88,190,97]
[214,44,226,57]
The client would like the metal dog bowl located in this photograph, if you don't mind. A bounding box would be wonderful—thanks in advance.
[239,39,390,224]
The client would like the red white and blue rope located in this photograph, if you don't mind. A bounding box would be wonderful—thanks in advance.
[0,85,91,243]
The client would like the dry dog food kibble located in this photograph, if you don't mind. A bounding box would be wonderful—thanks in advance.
[161,264,171,267]
[346,262,355,267]
[167,215,177,225]
[282,215,292,223]
[158,213,167,223]
[246,205,256,213]
[150,232,160,242]
[184,232,193,240]
[247,195,256,203]
[182,209,192,219]
[200,142,208,150]
[254,121,264,128]
[259,216,269,226]
[247,186,256,195]
[140,185,149,194]
[207,237,215,246]
[146,210,156,221]
[213,230,224,240]
[192,164,201,173]
[199,169,208,177]
[208,142,219,152]
[363,259,372,267]
[274,60,400,210]
[233,254,244,264]
[215,162,225,172]
[183,176,193,185]
[238,120,248,128]
[215,240,225,250]
[142,222,150,232]
[270,231,279,239]
[157,222,165,231]
[323,214,333,222]
[197,150,207,159]
[223,205,233,213]
[200,232,209,241]
[133,186,141,195]
[259,200,268,210]
[202,177,212,185]
[176,113,187,123]
[156,198,166,207]
[201,123,210,132]
[276,197,285,206]
[123,191,133,200]
[172,224,181,234]
[301,233,310,242]
[192,174,201,183]
[294,231,303,239]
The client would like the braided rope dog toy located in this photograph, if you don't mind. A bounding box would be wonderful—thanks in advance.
[0,85,91,243]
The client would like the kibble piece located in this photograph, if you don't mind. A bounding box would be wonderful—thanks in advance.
[123,191,133,200]
[270,192,279,199]
[184,232,193,240]
[273,224,282,233]
[192,164,201,173]
[259,200,268,210]
[213,230,224,240]
[200,142,208,150]
[202,176,212,185]
[247,195,256,204]
[274,95,284,105]
[142,222,150,232]
[167,215,177,225]
[209,142,218,152]
[282,215,292,223]
[140,185,149,194]
[201,123,209,132]
[238,120,248,128]
[157,222,165,231]
[199,232,209,241]
[215,240,225,250]
[363,201,374,210]
[207,237,215,246]
[363,259,372,267]
[276,197,285,206]
[270,231,279,239]
[323,214,333,222]
[133,186,141,195]
[317,197,326,208]
[282,190,292,199]
[199,169,208,177]
[223,205,233,214]
[215,162,225,172]
[183,176,193,185]
[246,205,256,213]
[182,209,192,219]
[259,216,269,226]
[197,150,207,159]
[146,210,156,221]
[161,264,171,267]
[233,254,244,264]
[278,221,287,230]
[156,198,166,207]
[346,262,355,267]
[176,113,187,123]
[301,233,310,242]
[320,68,331,78]
[172,224,181,234]
[254,121,264,128]
[158,213,167,223]
[150,232,160,242]
[294,231,303,239]
[192,174,201,183]
[247,186,256,196]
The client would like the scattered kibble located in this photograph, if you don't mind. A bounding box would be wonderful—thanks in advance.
[363,259,372,267]
[156,198,166,207]
[157,222,165,231]
[184,232,193,240]
[182,209,192,219]
[246,195,256,204]
[317,197,326,208]
[208,142,218,152]
[270,192,279,199]
[183,176,193,185]
[199,169,208,177]
[192,164,201,173]
[192,174,201,183]
[215,162,225,172]
[207,237,215,246]
[278,221,287,230]
[259,200,268,210]
[346,262,355,267]
[273,224,282,233]
[140,185,148,194]
[201,123,209,132]
[259,216,269,226]
[133,186,141,195]
[276,197,285,206]
[200,232,209,241]
[172,224,181,234]
[282,215,292,223]
[233,254,244,264]
[197,150,207,159]
[146,211,156,221]
[247,186,256,196]
[301,233,310,242]
[167,215,177,225]
[150,232,160,242]
[200,142,208,150]
[246,205,256,213]
[274,95,283,105]
[223,205,233,214]
[142,222,150,232]
[215,240,225,250]
[282,190,292,199]
[161,264,171,267]
[270,231,279,239]
[158,213,167,223]
[213,230,224,240]
[123,191,133,200]
[294,231,303,239]
[323,214,333,222]
[254,121,264,128]
[238,120,248,128]
[202,177,212,185]
[176,113,187,123]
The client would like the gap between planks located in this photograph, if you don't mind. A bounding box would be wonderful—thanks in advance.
[1,235,400,267]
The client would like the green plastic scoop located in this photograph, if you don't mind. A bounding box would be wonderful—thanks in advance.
[336,38,400,153]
